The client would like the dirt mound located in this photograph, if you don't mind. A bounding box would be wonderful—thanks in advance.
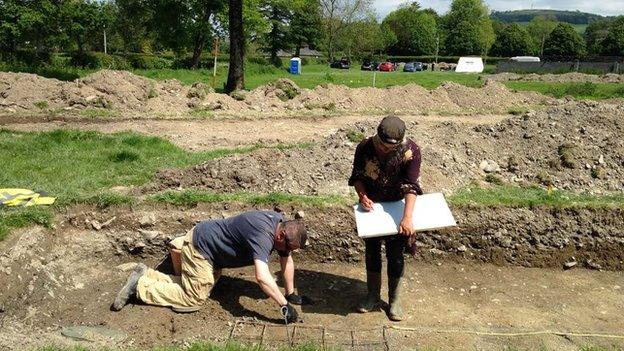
[291,81,546,115]
[0,72,65,110]
[147,100,624,195]
[0,70,553,117]
[489,72,624,83]
[436,80,542,112]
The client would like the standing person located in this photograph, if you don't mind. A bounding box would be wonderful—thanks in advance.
[348,116,423,321]
[111,210,308,323]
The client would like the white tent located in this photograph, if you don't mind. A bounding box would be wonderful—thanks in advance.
[455,57,484,73]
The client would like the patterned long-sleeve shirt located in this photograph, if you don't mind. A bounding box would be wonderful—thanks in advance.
[348,137,423,202]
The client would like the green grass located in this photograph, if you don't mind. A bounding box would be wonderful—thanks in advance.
[151,190,347,207]
[505,81,624,100]
[2,61,486,91]
[448,186,624,208]
[0,129,263,205]
[507,106,529,115]
[135,64,486,91]
[0,207,54,241]
[157,186,624,209]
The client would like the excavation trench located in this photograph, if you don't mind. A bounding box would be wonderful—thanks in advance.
[1,202,623,350]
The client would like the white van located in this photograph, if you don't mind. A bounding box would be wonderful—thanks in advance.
[510,56,541,62]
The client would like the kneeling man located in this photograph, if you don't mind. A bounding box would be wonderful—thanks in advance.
[112,210,307,323]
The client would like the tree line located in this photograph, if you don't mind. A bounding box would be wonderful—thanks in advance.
[491,9,608,25]
[1,0,623,67]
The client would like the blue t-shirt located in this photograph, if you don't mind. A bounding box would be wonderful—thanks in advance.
[193,211,286,268]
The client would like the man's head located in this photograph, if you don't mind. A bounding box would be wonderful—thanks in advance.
[375,115,406,154]
[377,115,406,145]
[275,220,308,252]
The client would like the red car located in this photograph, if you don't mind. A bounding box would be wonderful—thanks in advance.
[378,62,394,72]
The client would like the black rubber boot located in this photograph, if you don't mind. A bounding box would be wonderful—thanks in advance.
[356,271,382,313]
[388,276,404,321]
[112,263,147,311]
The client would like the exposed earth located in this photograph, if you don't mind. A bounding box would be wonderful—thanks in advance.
[0,70,550,117]
[0,205,623,351]
[1,71,623,350]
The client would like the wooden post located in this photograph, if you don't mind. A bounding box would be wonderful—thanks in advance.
[212,37,219,89]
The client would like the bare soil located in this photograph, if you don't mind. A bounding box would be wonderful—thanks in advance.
[142,100,624,195]
[0,204,623,351]
[0,113,508,151]
[0,70,550,118]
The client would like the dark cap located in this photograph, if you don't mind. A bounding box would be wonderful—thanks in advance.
[377,116,406,144]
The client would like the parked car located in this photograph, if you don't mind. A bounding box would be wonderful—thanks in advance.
[404,62,424,72]
[378,62,394,72]
[361,59,378,71]
[330,57,350,69]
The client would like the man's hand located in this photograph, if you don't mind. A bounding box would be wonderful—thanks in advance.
[281,303,299,323]
[399,216,414,236]
[359,194,374,211]
[286,293,314,305]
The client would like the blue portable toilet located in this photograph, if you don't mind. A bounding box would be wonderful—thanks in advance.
[290,57,301,74]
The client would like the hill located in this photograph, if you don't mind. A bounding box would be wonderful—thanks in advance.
[491,9,608,25]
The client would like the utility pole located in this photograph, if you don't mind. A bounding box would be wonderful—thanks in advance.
[103,25,107,54]
[435,35,439,64]
[212,37,219,89]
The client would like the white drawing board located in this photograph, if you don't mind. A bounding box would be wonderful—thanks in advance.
[353,193,457,238]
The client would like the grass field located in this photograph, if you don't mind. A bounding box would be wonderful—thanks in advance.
[506,81,624,99]
[135,63,488,91]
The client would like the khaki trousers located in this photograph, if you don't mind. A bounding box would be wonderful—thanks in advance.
[136,228,219,308]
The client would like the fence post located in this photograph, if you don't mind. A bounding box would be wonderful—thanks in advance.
[575,60,579,72]
[615,62,620,74]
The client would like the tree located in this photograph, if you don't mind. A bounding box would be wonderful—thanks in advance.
[490,23,534,57]
[115,0,157,53]
[0,0,65,52]
[335,16,388,59]
[225,0,244,93]
[290,0,323,57]
[320,0,372,61]
[259,0,291,66]
[441,0,494,56]
[600,16,624,56]
[526,15,557,56]
[60,0,102,52]
[382,3,438,55]
[150,0,224,68]
[543,23,585,57]
[585,19,612,55]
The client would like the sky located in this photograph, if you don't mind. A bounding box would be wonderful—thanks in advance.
[374,0,624,18]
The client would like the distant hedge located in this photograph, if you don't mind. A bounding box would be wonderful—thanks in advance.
[0,50,53,66]
[69,52,131,69]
